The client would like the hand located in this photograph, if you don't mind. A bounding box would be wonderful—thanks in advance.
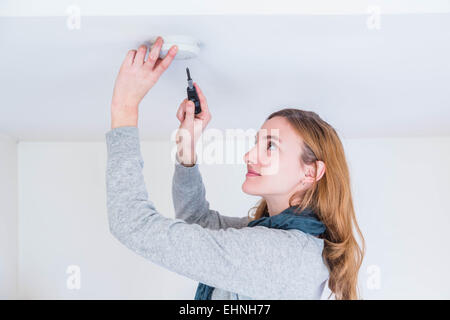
[111,36,178,129]
[175,83,211,166]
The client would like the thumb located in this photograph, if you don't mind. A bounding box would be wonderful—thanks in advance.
[185,101,195,123]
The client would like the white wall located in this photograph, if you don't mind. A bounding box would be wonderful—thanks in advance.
[15,136,450,299]
[343,137,450,299]
[0,133,18,299]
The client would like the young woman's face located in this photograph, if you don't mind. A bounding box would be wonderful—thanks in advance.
[242,116,305,196]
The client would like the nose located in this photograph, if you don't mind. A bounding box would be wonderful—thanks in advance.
[244,145,258,164]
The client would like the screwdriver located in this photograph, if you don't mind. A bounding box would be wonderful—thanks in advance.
[186,67,201,115]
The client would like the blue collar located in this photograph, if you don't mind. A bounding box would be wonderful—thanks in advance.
[247,205,326,236]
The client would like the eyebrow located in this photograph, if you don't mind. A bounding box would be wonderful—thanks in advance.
[255,132,282,143]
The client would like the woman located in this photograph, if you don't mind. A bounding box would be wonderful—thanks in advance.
[106,36,365,300]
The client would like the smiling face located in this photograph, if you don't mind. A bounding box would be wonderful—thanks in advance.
[242,116,306,198]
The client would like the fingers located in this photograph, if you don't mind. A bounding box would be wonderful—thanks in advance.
[176,99,187,122]
[144,36,163,69]
[134,44,148,66]
[176,99,195,124]
[123,49,137,67]
[152,44,178,75]
[185,100,195,123]
[126,36,178,79]
[176,83,211,125]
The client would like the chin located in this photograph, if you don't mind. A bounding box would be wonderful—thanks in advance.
[241,182,260,195]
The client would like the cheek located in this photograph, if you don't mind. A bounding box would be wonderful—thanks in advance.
[259,151,282,176]
[267,163,302,193]
[242,157,303,195]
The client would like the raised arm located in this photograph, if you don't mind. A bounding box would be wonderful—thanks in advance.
[106,126,329,299]
[171,77,248,229]
[172,155,249,230]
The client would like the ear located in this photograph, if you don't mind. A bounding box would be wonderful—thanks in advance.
[303,160,326,185]
[315,160,326,181]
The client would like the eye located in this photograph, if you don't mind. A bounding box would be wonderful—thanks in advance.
[267,141,277,151]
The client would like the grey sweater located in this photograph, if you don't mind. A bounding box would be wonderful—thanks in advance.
[105,126,330,299]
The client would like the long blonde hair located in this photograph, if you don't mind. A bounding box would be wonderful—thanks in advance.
[247,108,365,300]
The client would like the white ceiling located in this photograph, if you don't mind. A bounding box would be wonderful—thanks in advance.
[2,0,450,16]
[1,2,450,141]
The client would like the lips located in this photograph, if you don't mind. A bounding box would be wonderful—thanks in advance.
[247,169,261,176]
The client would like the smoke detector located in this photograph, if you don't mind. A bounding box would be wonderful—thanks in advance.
[148,35,201,60]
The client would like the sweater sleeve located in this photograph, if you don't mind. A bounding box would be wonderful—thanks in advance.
[172,154,249,230]
[105,126,329,299]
